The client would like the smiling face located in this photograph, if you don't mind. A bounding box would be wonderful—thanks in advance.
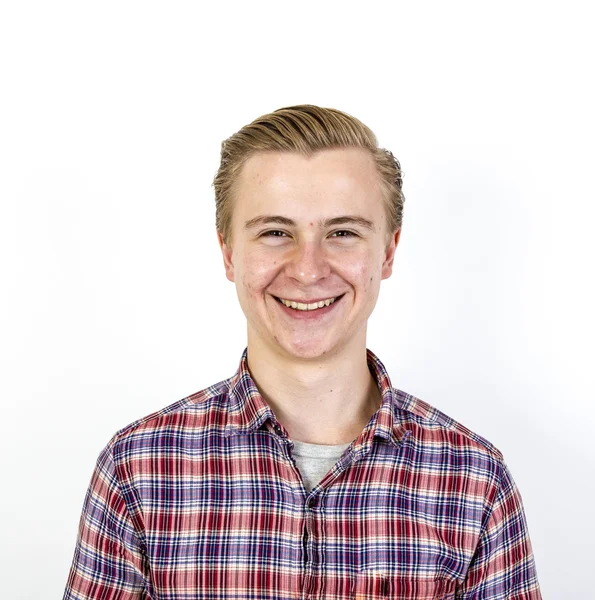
[217,147,401,362]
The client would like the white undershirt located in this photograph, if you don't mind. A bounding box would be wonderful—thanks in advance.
[290,439,353,493]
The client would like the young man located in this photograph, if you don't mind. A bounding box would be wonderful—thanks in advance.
[63,105,542,599]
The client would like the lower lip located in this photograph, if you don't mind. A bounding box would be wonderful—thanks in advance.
[273,295,345,320]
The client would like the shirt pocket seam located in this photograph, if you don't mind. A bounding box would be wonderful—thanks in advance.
[351,571,457,599]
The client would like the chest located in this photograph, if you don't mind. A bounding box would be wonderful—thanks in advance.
[132,433,481,599]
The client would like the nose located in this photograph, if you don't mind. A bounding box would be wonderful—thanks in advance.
[285,240,331,285]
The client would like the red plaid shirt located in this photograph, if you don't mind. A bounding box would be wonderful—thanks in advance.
[63,347,541,599]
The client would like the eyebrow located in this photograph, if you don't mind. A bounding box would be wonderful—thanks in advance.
[243,215,375,231]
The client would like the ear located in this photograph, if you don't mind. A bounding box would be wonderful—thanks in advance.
[381,228,402,280]
[217,231,235,282]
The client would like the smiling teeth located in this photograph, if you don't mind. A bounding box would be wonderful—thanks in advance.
[279,297,337,311]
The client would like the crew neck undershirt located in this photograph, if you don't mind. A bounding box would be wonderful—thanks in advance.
[290,439,353,493]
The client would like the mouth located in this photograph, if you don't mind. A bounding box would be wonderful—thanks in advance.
[272,293,346,319]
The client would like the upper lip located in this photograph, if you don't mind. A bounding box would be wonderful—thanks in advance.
[273,294,344,303]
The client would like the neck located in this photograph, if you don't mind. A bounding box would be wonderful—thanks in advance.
[245,334,382,445]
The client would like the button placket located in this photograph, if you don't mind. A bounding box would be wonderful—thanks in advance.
[318,502,326,590]
[301,517,314,598]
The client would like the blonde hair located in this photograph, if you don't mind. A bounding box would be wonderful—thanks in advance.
[213,104,404,248]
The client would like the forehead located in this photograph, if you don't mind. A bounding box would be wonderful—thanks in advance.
[234,148,382,209]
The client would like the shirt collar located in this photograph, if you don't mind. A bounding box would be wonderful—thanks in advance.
[224,347,410,449]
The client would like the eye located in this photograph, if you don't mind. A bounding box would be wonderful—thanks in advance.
[331,230,358,238]
[260,230,288,237]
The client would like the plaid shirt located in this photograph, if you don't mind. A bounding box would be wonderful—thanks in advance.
[63,348,541,599]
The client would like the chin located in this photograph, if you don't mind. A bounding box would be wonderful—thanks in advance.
[278,337,341,360]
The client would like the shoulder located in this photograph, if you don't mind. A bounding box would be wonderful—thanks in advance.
[391,386,505,466]
[103,376,234,461]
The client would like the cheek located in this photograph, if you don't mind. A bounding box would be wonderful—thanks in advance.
[346,251,379,291]
[240,254,278,296]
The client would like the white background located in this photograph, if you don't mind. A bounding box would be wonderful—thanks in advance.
[1,1,593,598]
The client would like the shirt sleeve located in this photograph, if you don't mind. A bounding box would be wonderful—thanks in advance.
[63,440,151,599]
[456,459,542,599]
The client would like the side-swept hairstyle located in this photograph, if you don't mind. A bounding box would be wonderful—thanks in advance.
[213,104,404,248]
